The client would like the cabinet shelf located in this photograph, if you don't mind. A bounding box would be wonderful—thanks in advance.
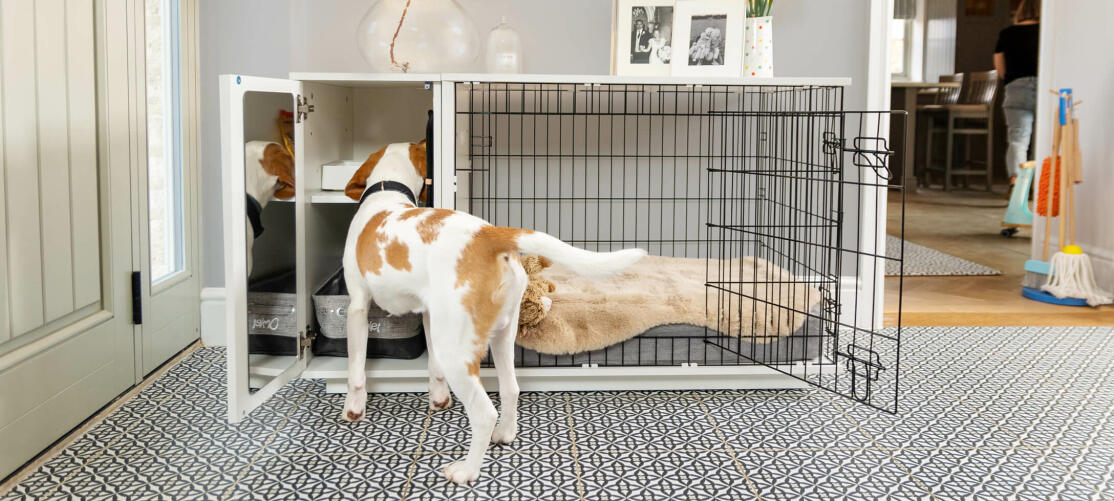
[309,190,356,204]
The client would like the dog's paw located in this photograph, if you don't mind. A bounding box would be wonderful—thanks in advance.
[491,422,517,445]
[442,461,480,484]
[341,388,367,422]
[429,394,452,411]
[429,379,451,411]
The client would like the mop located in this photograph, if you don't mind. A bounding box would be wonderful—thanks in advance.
[1039,95,1112,306]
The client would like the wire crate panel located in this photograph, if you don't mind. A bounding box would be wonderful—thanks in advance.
[452,81,904,413]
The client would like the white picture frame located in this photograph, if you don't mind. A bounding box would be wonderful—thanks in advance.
[671,0,744,77]
[614,0,676,77]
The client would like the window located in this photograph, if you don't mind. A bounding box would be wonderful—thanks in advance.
[890,18,914,79]
[145,0,184,283]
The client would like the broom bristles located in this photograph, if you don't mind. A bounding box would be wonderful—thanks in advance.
[1042,252,1113,307]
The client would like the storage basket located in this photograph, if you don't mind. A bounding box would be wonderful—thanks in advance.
[312,268,425,359]
[247,270,298,356]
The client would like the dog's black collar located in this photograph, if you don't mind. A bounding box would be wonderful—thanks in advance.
[359,180,418,206]
[245,194,264,238]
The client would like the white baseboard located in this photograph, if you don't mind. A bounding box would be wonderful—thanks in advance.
[200,287,226,347]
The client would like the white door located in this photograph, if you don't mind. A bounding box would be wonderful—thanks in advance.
[134,0,201,375]
[220,75,307,422]
[0,0,142,479]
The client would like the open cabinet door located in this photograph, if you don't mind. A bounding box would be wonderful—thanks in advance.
[220,74,308,422]
[705,110,906,413]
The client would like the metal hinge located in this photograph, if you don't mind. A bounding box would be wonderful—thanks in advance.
[299,328,317,357]
[296,95,314,123]
[130,271,142,325]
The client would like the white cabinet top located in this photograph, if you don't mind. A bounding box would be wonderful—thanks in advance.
[288,72,850,87]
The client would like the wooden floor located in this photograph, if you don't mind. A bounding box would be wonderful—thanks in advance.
[883,188,1114,326]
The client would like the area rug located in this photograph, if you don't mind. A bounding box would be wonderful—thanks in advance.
[885,235,1002,276]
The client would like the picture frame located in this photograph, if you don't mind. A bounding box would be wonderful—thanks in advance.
[671,0,745,78]
[614,0,676,76]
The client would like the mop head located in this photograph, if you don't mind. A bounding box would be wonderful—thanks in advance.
[1041,245,1113,307]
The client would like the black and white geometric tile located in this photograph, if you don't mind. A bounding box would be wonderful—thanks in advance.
[2,327,1113,500]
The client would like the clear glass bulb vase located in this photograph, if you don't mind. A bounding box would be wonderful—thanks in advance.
[485,17,522,73]
[356,0,480,73]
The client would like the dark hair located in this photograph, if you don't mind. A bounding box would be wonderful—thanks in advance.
[1015,0,1040,23]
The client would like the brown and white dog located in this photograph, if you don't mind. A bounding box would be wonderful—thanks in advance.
[244,140,295,275]
[340,141,645,483]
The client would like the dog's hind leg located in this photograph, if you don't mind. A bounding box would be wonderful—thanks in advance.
[341,287,370,422]
[423,311,452,411]
[491,261,527,445]
[429,308,497,484]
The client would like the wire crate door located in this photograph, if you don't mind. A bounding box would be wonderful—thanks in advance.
[705,110,906,413]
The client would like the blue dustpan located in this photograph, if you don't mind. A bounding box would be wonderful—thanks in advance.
[1003,161,1035,228]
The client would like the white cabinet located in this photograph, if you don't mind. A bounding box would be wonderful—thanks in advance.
[221,73,903,422]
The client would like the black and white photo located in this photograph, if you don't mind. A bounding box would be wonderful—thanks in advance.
[686,14,726,66]
[614,0,675,76]
[671,0,744,77]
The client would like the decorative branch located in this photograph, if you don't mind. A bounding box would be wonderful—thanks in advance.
[390,0,412,72]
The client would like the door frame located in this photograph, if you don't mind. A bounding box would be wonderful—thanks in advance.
[131,0,203,377]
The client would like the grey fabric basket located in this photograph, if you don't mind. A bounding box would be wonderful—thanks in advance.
[247,270,298,356]
[311,268,425,359]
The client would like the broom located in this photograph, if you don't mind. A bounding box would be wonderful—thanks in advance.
[1022,97,1063,289]
[1040,98,1113,306]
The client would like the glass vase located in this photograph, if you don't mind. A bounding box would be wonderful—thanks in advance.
[356,0,480,73]
[485,17,522,73]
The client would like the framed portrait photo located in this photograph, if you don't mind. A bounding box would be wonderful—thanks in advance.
[614,0,676,76]
[671,0,744,78]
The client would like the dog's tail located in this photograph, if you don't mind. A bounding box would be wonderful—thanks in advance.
[515,230,646,278]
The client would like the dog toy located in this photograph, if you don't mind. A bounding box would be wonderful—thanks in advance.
[518,255,555,328]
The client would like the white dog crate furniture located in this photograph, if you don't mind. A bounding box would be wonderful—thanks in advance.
[221,73,906,423]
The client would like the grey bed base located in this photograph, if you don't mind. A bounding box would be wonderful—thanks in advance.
[514,306,828,368]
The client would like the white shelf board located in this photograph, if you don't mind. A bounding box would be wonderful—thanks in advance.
[290,72,438,88]
[248,353,810,393]
[309,190,356,204]
[285,72,851,88]
[441,73,851,87]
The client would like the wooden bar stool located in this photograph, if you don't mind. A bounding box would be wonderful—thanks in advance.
[923,70,999,191]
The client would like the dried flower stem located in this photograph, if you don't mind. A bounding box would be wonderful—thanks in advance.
[390,0,412,72]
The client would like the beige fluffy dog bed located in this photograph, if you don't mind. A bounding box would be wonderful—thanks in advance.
[516,255,822,355]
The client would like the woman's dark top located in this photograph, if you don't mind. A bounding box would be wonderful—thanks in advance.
[994,24,1039,84]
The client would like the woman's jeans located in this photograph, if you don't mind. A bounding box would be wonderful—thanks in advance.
[1002,76,1037,179]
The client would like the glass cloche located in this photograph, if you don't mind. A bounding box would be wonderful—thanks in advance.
[356,0,480,73]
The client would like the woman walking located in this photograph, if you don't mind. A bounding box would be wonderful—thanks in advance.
[994,0,1040,186]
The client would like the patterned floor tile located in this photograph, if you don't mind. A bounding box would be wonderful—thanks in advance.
[739,448,927,500]
[265,394,429,456]
[0,453,86,501]
[7,328,1114,501]
[405,451,582,501]
[890,447,1089,500]
[227,453,411,500]
[1042,448,1114,499]
[702,393,875,451]
[422,393,572,453]
[567,394,724,452]
[835,393,1022,450]
[51,453,247,500]
[576,450,754,501]
[98,396,290,457]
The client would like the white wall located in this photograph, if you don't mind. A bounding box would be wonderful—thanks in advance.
[1033,1,1114,290]
[199,0,872,288]
[200,0,291,287]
